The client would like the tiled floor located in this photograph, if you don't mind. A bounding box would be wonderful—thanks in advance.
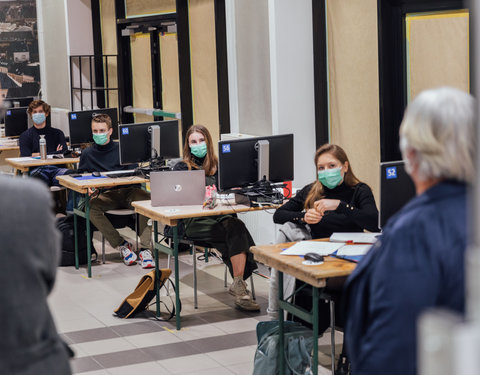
[48,232,342,374]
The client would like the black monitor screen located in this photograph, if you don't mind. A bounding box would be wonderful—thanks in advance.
[218,134,294,191]
[68,108,118,145]
[118,120,179,165]
[379,161,416,229]
[5,96,35,107]
[4,107,28,137]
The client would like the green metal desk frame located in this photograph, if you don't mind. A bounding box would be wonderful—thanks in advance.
[153,221,181,330]
[278,272,337,375]
[72,191,93,278]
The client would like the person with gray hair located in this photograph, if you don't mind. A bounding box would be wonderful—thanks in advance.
[344,87,474,375]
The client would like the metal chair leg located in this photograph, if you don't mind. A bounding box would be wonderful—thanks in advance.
[135,213,138,251]
[102,234,105,264]
[224,264,228,288]
[250,274,256,300]
[193,244,198,309]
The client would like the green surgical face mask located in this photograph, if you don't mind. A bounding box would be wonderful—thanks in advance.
[190,142,207,158]
[93,132,109,145]
[317,168,343,189]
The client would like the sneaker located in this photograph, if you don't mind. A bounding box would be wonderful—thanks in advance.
[119,242,137,266]
[229,276,260,311]
[139,249,155,269]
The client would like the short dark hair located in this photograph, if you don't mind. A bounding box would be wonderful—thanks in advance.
[91,113,112,129]
[27,100,50,116]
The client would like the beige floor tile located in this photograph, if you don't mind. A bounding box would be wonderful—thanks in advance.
[107,361,171,375]
[206,346,256,366]
[157,353,221,374]
[124,330,182,348]
[72,337,137,357]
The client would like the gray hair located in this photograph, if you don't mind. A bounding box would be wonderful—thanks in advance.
[399,87,475,183]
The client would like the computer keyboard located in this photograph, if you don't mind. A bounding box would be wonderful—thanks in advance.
[103,169,137,178]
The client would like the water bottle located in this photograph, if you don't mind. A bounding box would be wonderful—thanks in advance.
[39,134,47,160]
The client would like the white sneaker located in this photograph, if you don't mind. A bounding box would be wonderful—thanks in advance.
[139,249,155,269]
[119,242,137,266]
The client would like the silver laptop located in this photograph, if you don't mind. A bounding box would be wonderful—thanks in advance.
[150,170,205,206]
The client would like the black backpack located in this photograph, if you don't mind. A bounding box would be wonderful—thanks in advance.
[56,215,97,266]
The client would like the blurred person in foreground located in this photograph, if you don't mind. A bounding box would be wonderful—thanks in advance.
[345,86,475,375]
[0,132,72,374]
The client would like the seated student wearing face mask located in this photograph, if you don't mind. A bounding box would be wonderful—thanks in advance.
[19,100,69,186]
[77,114,154,269]
[272,144,379,337]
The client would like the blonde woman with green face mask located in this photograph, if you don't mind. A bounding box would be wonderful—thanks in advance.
[274,143,379,239]
[272,143,379,342]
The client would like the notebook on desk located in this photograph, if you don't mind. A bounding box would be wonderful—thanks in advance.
[150,170,205,207]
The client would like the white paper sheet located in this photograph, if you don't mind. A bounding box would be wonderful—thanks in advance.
[281,241,345,256]
[337,244,372,256]
[329,232,381,244]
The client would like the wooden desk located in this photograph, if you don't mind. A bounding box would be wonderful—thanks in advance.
[250,242,357,375]
[57,174,149,277]
[0,145,19,152]
[6,156,80,174]
[132,199,278,330]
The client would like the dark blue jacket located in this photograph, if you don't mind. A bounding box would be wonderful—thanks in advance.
[345,180,467,375]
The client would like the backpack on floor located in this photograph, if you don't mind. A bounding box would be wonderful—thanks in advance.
[56,215,97,266]
[114,269,175,319]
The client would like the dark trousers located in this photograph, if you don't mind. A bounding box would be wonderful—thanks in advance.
[183,215,257,279]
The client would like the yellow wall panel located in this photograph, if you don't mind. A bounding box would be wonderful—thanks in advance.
[130,34,153,123]
[126,0,175,17]
[160,32,183,154]
[189,0,220,146]
[406,11,469,102]
[326,0,381,202]
[100,0,118,110]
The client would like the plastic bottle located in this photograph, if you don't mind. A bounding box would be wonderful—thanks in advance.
[39,134,47,159]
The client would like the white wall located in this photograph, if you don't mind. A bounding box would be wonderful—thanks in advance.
[268,0,316,188]
[37,0,95,112]
[226,0,316,189]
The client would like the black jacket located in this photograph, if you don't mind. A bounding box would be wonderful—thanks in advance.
[273,182,379,238]
[78,141,127,172]
[19,125,67,156]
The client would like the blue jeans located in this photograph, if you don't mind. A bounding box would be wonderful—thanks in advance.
[30,165,69,186]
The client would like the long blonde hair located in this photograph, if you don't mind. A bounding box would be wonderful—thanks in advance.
[304,144,360,209]
[182,124,218,176]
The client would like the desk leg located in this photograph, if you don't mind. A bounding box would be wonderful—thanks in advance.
[154,221,160,318]
[173,226,181,330]
[313,287,319,375]
[329,298,335,375]
[85,195,92,278]
[278,271,285,375]
[73,191,79,270]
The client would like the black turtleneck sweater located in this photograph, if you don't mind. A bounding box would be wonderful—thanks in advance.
[78,141,128,172]
[173,156,217,186]
[19,125,67,156]
[273,182,379,238]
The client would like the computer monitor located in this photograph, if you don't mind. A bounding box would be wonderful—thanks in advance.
[379,160,416,229]
[5,96,35,108]
[4,107,28,137]
[217,134,294,192]
[118,120,179,165]
[68,108,118,145]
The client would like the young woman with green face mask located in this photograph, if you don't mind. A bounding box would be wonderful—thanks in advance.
[272,144,379,342]
[274,143,379,242]
[172,124,260,312]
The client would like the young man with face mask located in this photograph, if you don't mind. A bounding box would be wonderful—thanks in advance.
[19,100,70,187]
[77,114,154,268]
[19,100,67,157]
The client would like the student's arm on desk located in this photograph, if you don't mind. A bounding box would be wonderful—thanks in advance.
[273,184,310,225]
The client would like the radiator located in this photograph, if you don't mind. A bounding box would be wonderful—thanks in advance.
[50,107,70,137]
[237,209,279,246]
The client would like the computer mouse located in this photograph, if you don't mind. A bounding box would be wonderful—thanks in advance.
[304,252,324,263]
[92,171,101,177]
